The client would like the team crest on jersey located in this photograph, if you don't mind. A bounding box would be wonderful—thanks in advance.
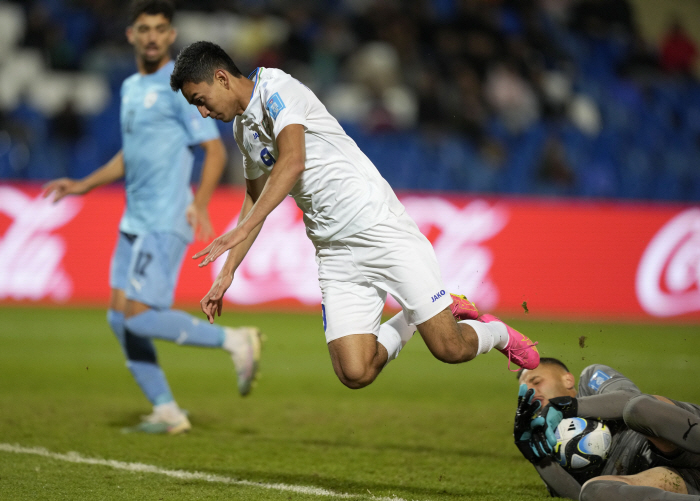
[588,370,611,391]
[144,91,158,109]
[265,92,286,119]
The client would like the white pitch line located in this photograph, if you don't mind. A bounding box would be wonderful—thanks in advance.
[0,443,413,501]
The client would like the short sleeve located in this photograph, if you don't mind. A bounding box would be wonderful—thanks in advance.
[261,78,308,138]
[578,364,641,397]
[176,91,220,146]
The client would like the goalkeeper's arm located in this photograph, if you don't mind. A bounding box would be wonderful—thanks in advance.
[533,459,582,500]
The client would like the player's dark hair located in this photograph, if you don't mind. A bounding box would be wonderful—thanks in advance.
[516,357,570,379]
[129,0,175,25]
[170,41,243,91]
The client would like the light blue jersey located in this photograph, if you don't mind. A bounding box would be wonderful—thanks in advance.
[119,60,219,241]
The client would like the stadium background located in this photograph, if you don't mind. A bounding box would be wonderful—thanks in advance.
[0,0,699,320]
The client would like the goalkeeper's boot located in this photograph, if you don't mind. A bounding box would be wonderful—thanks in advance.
[449,293,479,320]
[122,405,191,435]
[223,326,262,396]
[479,314,539,371]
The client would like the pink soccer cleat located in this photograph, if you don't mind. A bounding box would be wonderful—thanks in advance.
[479,314,539,371]
[450,293,480,320]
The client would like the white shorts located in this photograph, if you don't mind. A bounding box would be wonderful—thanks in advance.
[315,211,453,343]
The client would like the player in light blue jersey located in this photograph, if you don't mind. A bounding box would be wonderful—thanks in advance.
[43,0,261,435]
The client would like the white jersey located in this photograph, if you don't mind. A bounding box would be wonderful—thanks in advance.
[233,67,405,243]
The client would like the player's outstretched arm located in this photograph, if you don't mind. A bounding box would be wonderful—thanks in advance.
[533,459,582,500]
[187,138,227,241]
[199,174,268,323]
[193,124,305,267]
[43,151,125,202]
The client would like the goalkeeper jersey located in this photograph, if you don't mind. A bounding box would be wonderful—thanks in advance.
[573,365,652,483]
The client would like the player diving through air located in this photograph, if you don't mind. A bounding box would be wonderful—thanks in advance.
[515,358,700,500]
[43,0,261,435]
[169,41,540,389]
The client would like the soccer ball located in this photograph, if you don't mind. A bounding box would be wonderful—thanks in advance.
[554,417,612,473]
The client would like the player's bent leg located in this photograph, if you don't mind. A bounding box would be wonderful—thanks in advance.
[107,293,187,434]
[223,326,262,396]
[478,314,539,371]
[418,308,539,370]
[328,334,388,389]
[416,308,478,364]
[108,289,176,408]
[449,293,479,320]
[580,468,692,500]
[124,302,225,347]
[124,300,262,396]
[624,395,700,454]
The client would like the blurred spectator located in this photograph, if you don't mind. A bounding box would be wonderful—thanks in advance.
[660,20,698,77]
[484,61,541,134]
[2,0,700,201]
[311,15,357,90]
[23,3,52,50]
[49,100,83,176]
[342,41,418,131]
[537,136,575,191]
[618,30,660,81]
[51,100,83,146]
[569,0,634,38]
[447,64,489,140]
[567,94,601,136]
[539,70,573,119]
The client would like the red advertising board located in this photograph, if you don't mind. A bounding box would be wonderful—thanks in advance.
[1,182,699,322]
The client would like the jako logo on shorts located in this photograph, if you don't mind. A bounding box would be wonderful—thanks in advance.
[431,290,446,302]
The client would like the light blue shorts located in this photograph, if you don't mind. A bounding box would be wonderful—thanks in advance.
[109,231,189,309]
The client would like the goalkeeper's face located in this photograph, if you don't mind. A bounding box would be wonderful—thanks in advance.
[518,365,576,408]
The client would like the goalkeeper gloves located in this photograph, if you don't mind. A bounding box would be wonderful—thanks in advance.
[532,396,578,448]
[514,384,552,463]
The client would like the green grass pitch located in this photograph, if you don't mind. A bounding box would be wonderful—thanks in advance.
[1,306,698,500]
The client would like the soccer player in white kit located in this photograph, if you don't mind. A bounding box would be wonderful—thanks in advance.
[170,41,540,389]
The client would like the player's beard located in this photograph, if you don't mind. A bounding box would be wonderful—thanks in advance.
[139,45,168,73]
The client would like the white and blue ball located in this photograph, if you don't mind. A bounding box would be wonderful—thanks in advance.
[554,417,612,472]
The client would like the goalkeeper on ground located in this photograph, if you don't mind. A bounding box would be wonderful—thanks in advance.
[513,357,700,500]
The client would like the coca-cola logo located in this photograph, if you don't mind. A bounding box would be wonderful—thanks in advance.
[0,186,82,301]
[395,197,508,311]
[636,208,700,317]
[214,196,508,310]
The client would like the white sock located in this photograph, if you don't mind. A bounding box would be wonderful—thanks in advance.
[153,401,183,420]
[377,311,416,364]
[459,319,509,355]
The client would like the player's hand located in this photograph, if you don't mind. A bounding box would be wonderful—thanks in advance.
[186,203,216,241]
[200,270,234,323]
[517,429,552,464]
[532,396,578,449]
[514,384,551,463]
[193,226,249,267]
[42,178,86,203]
